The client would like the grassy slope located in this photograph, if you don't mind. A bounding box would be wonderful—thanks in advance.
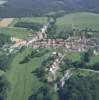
[0,27,31,39]
[12,17,48,26]
[6,48,50,100]
[56,12,99,32]
[20,17,47,24]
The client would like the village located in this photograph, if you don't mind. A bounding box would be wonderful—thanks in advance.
[7,21,99,54]
[5,21,99,91]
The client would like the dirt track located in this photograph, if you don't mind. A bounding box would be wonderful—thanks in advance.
[0,18,14,28]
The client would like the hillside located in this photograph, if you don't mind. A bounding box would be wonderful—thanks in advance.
[1,0,99,17]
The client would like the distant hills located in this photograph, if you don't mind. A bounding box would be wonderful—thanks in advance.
[0,0,99,17]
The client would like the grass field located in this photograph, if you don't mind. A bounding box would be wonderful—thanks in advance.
[12,17,48,26]
[0,27,32,39]
[6,48,50,100]
[56,12,99,32]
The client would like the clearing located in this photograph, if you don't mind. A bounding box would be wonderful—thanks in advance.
[0,18,14,28]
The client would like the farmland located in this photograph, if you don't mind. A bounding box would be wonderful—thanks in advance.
[12,12,99,33]
[0,17,47,39]
[0,12,99,100]
[0,18,14,28]
[0,12,99,39]
[0,27,32,39]
[56,12,99,32]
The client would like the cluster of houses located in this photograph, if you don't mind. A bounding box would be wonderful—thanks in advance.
[46,52,64,82]
[27,36,98,53]
[4,21,99,54]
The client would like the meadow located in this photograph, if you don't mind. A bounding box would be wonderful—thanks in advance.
[0,27,31,39]
[56,12,99,32]
[6,48,50,100]
[12,17,48,26]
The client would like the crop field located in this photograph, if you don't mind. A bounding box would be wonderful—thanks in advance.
[56,12,99,32]
[0,18,14,28]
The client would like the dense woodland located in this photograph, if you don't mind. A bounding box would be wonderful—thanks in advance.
[0,34,10,48]
[1,0,99,17]
[0,34,14,100]
[59,75,99,100]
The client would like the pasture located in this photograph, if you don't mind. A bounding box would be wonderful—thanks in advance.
[0,27,32,39]
[6,48,50,100]
[56,12,99,32]
[12,17,48,26]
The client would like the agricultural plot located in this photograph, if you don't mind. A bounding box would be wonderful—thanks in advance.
[12,17,48,26]
[56,12,99,32]
[0,18,14,28]
[0,27,32,39]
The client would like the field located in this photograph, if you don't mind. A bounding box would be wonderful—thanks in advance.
[12,17,48,26]
[5,48,50,100]
[14,12,99,33]
[56,12,99,32]
[0,18,14,28]
[0,12,99,39]
[0,27,32,39]
[0,17,47,39]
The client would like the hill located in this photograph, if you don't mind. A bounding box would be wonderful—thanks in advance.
[1,0,99,17]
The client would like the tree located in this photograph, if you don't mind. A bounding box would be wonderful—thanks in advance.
[81,50,92,63]
[0,34,10,48]
[0,54,13,71]
[0,76,10,100]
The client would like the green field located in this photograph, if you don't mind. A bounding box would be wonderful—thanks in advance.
[0,27,32,39]
[12,17,48,26]
[56,12,99,32]
[5,48,50,100]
